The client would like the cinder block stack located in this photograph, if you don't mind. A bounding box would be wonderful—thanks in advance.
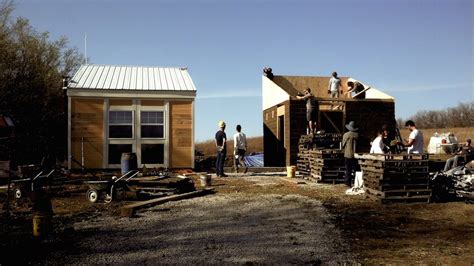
[356,153,431,203]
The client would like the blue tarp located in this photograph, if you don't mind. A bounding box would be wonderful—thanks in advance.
[244,153,264,167]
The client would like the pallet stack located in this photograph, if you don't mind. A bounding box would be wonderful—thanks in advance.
[309,149,345,183]
[356,153,431,204]
[297,133,344,183]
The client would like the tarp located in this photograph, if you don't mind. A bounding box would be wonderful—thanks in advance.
[244,153,264,167]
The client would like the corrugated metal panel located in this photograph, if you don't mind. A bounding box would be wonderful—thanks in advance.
[68,65,197,91]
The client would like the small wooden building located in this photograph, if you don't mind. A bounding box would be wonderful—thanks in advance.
[67,65,196,169]
[263,74,395,166]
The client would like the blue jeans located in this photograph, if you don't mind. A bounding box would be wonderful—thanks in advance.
[216,150,226,176]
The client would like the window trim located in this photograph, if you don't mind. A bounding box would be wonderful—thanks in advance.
[108,110,134,139]
[139,110,166,140]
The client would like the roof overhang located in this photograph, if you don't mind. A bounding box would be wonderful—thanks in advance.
[67,88,196,99]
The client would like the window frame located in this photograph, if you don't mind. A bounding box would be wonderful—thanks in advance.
[139,110,165,139]
[108,110,134,139]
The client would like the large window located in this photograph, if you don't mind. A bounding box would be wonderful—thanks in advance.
[141,111,164,138]
[108,144,132,164]
[109,111,133,138]
[141,144,164,164]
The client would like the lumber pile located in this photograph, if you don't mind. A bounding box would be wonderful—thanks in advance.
[356,153,432,204]
[297,133,345,183]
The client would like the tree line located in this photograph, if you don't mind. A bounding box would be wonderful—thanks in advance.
[397,102,474,129]
[0,1,83,166]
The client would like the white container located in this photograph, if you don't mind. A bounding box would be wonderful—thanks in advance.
[200,174,212,186]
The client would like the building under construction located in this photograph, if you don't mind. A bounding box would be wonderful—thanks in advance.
[262,74,396,167]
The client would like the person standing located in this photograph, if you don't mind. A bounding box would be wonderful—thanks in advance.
[215,121,228,177]
[328,71,342,98]
[233,124,248,173]
[296,88,318,134]
[370,129,388,154]
[399,120,424,154]
[342,121,359,187]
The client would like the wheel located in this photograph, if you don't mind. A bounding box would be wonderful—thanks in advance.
[86,189,100,203]
[104,194,112,203]
[14,188,22,199]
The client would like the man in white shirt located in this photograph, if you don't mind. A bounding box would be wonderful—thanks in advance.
[233,124,248,173]
[370,130,388,154]
[399,120,424,154]
[327,71,342,98]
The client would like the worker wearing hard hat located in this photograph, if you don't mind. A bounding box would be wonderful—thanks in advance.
[215,121,228,177]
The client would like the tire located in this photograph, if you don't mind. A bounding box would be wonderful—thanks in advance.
[86,189,100,203]
[14,188,22,199]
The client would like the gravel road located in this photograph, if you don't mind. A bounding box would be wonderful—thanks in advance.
[46,176,354,264]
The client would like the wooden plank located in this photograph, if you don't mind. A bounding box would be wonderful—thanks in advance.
[109,99,132,106]
[121,188,214,217]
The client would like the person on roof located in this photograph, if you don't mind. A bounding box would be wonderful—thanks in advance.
[215,121,228,177]
[296,88,318,134]
[346,80,366,99]
[263,67,274,80]
[328,71,342,98]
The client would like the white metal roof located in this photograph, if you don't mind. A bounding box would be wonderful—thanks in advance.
[68,65,197,91]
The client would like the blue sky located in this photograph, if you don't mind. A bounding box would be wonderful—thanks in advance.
[14,0,473,141]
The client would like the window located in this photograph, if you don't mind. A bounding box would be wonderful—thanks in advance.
[141,111,164,138]
[141,144,164,164]
[109,111,133,138]
[108,144,132,164]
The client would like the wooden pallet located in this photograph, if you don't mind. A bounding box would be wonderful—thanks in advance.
[365,188,431,204]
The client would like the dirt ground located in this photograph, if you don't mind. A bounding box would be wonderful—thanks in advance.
[0,173,473,264]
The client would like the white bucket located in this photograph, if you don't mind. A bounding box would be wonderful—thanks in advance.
[200,174,212,186]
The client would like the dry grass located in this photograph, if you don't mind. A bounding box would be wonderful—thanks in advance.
[196,136,263,158]
[196,127,474,157]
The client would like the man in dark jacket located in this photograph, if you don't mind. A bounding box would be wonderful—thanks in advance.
[215,121,228,177]
[342,121,359,187]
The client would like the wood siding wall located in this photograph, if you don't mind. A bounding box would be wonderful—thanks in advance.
[169,101,193,168]
[71,98,104,168]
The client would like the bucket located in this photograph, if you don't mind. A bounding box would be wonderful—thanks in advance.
[33,213,51,237]
[121,152,137,174]
[286,166,296,178]
[200,174,212,186]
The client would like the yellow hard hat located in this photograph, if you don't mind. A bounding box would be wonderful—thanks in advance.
[218,120,226,128]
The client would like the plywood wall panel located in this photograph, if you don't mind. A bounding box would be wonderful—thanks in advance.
[169,101,193,168]
[71,98,104,168]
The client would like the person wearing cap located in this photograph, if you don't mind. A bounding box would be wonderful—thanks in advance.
[296,87,318,134]
[444,138,473,171]
[233,124,248,173]
[342,121,359,187]
[215,121,228,177]
[399,120,424,154]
